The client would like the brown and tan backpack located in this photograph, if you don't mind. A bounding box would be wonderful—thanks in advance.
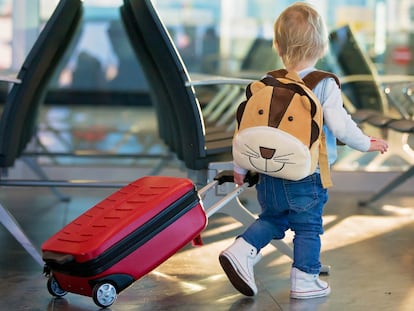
[232,69,340,188]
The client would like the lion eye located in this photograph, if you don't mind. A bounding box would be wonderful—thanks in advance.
[288,116,294,121]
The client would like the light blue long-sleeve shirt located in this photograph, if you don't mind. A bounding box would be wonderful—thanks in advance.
[299,67,370,167]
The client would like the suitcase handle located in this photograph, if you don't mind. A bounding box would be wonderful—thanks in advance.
[214,170,258,187]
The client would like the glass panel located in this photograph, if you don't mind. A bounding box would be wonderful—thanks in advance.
[49,1,148,94]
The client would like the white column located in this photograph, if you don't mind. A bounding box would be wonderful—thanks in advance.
[11,0,40,71]
[219,0,253,73]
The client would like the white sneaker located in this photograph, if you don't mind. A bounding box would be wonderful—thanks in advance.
[219,238,262,296]
[290,267,331,299]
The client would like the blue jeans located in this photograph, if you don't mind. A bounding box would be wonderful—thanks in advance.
[240,173,328,275]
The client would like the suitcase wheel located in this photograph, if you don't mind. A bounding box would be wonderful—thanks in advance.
[47,276,67,298]
[92,281,117,308]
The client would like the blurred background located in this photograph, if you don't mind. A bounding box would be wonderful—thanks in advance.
[1,0,414,174]
[1,0,413,104]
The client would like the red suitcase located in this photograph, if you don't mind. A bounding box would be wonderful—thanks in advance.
[42,175,207,308]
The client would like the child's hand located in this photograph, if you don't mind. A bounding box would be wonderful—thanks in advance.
[368,137,388,154]
[234,171,246,186]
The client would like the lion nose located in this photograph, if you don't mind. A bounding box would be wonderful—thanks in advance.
[259,146,275,159]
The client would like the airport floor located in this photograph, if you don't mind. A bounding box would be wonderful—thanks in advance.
[0,104,413,311]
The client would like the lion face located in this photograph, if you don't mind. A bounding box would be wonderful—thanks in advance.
[233,125,312,180]
[233,78,321,180]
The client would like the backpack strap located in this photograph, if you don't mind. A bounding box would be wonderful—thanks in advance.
[318,131,333,188]
[267,69,340,90]
[267,68,288,79]
[302,70,340,89]
[303,71,340,188]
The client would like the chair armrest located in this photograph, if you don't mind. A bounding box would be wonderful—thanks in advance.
[0,75,21,84]
[186,73,253,87]
[339,74,414,85]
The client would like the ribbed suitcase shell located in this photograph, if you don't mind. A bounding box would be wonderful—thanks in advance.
[42,176,207,297]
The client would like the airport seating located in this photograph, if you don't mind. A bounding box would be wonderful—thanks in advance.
[198,37,280,131]
[0,0,145,266]
[120,0,235,183]
[0,0,81,174]
[120,0,327,271]
[325,25,390,170]
[322,25,414,204]
[357,83,414,205]
[0,0,83,266]
[326,25,388,113]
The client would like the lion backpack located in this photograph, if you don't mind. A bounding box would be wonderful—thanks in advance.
[232,69,340,188]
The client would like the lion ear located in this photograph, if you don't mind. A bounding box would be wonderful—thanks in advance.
[249,81,266,94]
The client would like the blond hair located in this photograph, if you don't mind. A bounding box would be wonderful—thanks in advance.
[274,2,328,68]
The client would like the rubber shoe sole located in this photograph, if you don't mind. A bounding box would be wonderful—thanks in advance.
[219,253,255,296]
[290,286,331,299]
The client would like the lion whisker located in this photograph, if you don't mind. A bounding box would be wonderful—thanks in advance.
[243,151,259,159]
[273,152,294,158]
[273,160,295,164]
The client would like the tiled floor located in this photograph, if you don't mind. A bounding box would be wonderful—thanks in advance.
[0,104,413,311]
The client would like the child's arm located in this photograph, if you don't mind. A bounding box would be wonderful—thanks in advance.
[233,162,248,185]
[321,79,385,153]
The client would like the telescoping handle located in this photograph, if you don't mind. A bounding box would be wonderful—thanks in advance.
[203,171,259,218]
[213,170,259,187]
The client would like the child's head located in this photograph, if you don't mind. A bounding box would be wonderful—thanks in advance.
[273,2,328,68]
